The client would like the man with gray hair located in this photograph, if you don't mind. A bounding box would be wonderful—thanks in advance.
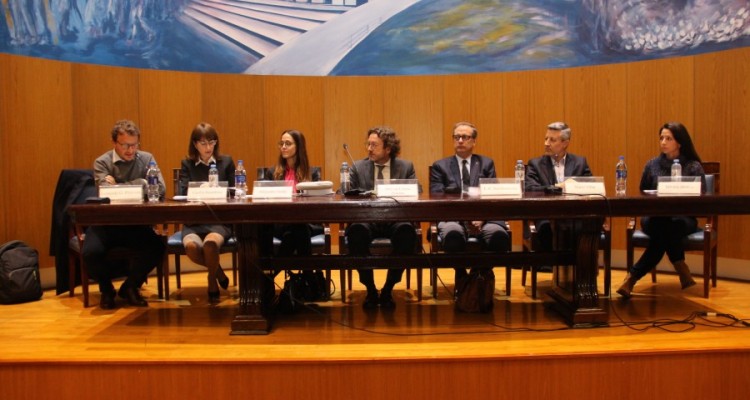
[525,121,592,253]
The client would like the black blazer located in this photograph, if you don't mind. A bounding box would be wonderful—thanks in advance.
[430,154,496,194]
[525,153,592,191]
[178,156,236,196]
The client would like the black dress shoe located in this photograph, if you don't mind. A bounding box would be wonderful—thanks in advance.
[100,290,117,310]
[362,290,379,310]
[118,286,148,307]
[208,290,221,305]
[216,267,230,290]
[379,290,395,310]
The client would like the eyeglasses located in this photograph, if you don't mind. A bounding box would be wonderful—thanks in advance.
[116,141,139,150]
[365,141,382,149]
[452,134,473,142]
[278,140,295,148]
[197,140,217,147]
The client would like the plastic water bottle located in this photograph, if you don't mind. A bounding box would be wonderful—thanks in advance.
[514,160,525,193]
[615,156,627,196]
[208,163,219,187]
[340,162,350,194]
[234,160,247,199]
[671,159,682,179]
[146,161,160,202]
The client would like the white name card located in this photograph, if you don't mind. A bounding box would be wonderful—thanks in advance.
[99,185,143,203]
[187,186,227,201]
[564,180,606,196]
[657,181,702,195]
[479,182,522,197]
[376,183,419,199]
[252,185,294,199]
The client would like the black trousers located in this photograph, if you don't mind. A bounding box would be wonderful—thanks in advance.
[81,225,165,293]
[345,222,417,290]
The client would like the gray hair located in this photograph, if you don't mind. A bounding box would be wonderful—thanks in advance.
[547,121,571,141]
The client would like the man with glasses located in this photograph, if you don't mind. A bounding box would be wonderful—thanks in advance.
[83,119,166,309]
[346,126,419,310]
[525,121,592,255]
[430,122,510,283]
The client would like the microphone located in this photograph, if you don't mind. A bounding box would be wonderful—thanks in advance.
[342,143,371,196]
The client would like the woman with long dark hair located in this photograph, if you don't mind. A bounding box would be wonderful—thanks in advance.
[617,122,705,298]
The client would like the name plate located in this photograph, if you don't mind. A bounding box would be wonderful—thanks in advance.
[99,185,143,203]
[657,180,701,195]
[564,179,606,196]
[479,182,522,197]
[187,186,227,201]
[376,183,419,198]
[252,184,294,199]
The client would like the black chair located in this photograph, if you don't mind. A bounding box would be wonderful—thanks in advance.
[626,162,719,298]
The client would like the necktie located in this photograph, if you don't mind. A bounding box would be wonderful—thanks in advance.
[462,159,470,191]
[376,164,385,180]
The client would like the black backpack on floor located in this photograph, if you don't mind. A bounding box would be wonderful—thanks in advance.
[0,240,43,304]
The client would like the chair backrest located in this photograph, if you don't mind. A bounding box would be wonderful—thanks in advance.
[701,161,719,195]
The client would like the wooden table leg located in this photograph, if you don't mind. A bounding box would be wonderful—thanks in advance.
[231,223,272,335]
[547,218,608,327]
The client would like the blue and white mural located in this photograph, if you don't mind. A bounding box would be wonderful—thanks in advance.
[1,0,749,75]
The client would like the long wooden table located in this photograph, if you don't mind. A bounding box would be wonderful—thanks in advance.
[69,192,750,334]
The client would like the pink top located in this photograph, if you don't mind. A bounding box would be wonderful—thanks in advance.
[285,166,297,192]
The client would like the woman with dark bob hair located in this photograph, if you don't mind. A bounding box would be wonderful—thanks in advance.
[617,122,705,299]
[178,122,235,304]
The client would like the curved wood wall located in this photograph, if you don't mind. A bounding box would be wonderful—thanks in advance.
[1,47,748,277]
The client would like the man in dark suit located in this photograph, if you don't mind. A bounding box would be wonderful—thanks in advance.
[346,126,418,310]
[525,121,592,252]
[82,120,166,309]
[430,122,510,281]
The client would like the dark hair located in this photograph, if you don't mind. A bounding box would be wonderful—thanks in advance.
[110,119,140,141]
[453,121,477,138]
[662,122,701,163]
[273,129,311,182]
[186,122,222,162]
[367,126,400,158]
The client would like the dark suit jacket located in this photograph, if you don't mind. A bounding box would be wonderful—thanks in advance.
[430,154,495,194]
[178,156,236,196]
[525,153,592,191]
[50,169,97,294]
[430,154,505,227]
[349,157,418,192]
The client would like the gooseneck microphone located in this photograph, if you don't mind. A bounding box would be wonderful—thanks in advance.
[342,143,371,196]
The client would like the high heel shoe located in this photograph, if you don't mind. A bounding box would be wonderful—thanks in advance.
[216,266,229,290]
[208,290,221,305]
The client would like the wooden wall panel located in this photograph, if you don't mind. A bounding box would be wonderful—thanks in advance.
[563,64,628,186]
[625,56,695,194]
[201,73,265,182]
[0,54,10,241]
[2,47,750,276]
[323,76,385,188]
[500,69,566,171]
[263,76,325,177]
[383,75,443,186]
[71,63,140,170]
[442,74,504,170]
[138,70,203,197]
[694,48,750,259]
[0,56,72,265]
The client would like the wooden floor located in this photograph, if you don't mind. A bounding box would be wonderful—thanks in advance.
[2,265,750,399]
